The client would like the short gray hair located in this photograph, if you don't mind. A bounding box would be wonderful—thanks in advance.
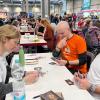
[56,21,70,32]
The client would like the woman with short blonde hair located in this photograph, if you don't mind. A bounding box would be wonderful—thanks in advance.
[0,25,38,100]
[0,25,20,41]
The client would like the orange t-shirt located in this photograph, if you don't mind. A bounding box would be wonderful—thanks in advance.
[61,34,87,73]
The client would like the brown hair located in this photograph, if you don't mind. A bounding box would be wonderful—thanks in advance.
[85,20,91,27]
[11,20,19,27]
[40,18,52,30]
[0,24,21,42]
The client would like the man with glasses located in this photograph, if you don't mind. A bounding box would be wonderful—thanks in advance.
[53,21,87,74]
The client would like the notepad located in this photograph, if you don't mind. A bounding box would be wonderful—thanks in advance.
[25,59,38,65]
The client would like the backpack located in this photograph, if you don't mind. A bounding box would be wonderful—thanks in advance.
[85,26,100,50]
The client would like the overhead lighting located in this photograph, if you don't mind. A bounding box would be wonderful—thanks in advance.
[58,0,62,3]
[15,7,22,13]
[32,6,39,13]
[0,0,3,3]
[3,7,10,12]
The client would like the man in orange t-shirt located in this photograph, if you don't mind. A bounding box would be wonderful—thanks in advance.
[53,21,87,74]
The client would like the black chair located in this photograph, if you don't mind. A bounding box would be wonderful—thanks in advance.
[6,52,18,65]
[86,51,95,71]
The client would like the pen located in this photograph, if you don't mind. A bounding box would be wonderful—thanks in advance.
[33,95,40,99]
[25,58,38,60]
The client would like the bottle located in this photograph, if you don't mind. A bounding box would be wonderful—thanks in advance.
[11,63,24,81]
[13,79,26,100]
[12,58,25,100]
[19,46,25,66]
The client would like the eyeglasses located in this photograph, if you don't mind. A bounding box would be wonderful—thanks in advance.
[14,40,20,45]
[16,41,20,45]
[57,32,65,35]
[56,30,65,35]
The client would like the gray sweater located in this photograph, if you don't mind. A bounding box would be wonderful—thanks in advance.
[0,56,13,98]
[0,82,13,97]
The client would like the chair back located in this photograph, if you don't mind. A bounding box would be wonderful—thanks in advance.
[87,51,95,71]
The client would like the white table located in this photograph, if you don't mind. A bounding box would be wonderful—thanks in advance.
[20,31,34,35]
[6,53,94,100]
[20,35,47,46]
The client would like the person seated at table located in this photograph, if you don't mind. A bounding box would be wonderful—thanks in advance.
[34,18,45,36]
[40,18,55,51]
[0,25,39,100]
[74,53,100,100]
[11,20,19,27]
[37,25,46,36]
[35,18,41,31]
[53,21,87,74]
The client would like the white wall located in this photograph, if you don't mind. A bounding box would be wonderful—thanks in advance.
[74,0,82,13]
[0,4,62,17]
[0,0,100,16]
[66,0,73,13]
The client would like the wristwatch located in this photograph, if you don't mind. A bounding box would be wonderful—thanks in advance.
[87,83,96,93]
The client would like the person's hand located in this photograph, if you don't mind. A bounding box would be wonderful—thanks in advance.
[55,59,67,66]
[56,37,67,49]
[74,71,87,79]
[25,71,36,75]
[24,71,39,85]
[37,32,44,36]
[77,78,90,90]
[98,35,100,40]
[74,72,80,81]
[74,72,90,90]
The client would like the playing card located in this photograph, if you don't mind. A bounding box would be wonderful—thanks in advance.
[65,79,74,85]
[51,57,57,61]
[49,62,56,65]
